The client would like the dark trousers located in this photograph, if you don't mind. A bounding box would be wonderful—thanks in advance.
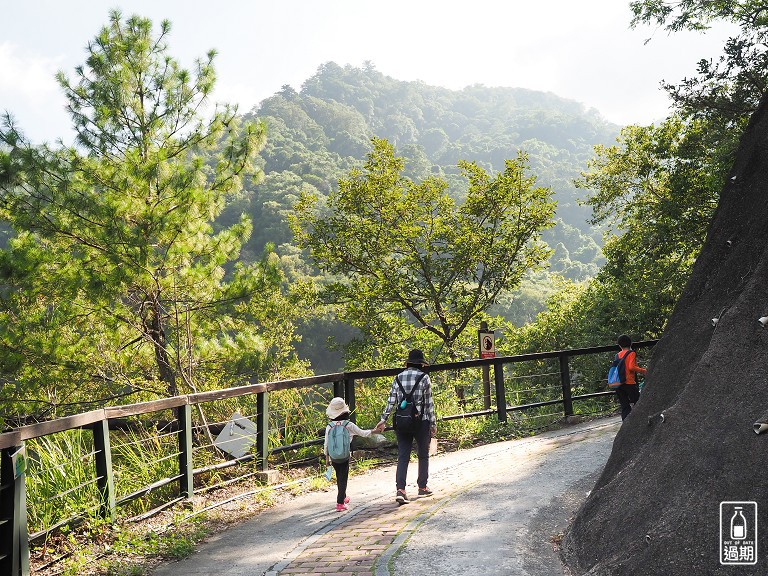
[615,384,640,420]
[395,419,431,490]
[331,460,349,504]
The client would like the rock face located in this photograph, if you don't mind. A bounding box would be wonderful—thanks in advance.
[562,96,768,575]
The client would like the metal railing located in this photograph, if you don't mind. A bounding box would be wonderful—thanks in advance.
[0,340,656,575]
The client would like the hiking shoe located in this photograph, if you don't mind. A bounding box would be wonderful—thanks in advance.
[343,496,350,504]
[336,503,348,511]
[395,489,410,504]
[418,486,433,497]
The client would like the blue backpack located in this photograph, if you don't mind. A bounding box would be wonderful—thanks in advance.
[327,420,351,463]
[607,351,632,389]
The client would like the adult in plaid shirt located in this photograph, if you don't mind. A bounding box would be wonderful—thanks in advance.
[375,349,437,504]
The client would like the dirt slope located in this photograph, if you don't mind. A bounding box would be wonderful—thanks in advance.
[562,95,768,575]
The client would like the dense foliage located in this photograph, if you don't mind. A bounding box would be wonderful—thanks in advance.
[514,1,759,353]
[291,138,555,363]
[0,12,309,424]
[239,62,616,266]
[3,1,755,422]
[232,62,616,370]
[630,0,768,123]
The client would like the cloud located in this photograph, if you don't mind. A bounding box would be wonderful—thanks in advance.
[0,43,71,141]
[0,43,61,104]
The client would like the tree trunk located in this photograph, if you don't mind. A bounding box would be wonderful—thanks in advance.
[446,345,466,407]
[149,296,177,397]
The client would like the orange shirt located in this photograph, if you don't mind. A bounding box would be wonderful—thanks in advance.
[619,349,646,385]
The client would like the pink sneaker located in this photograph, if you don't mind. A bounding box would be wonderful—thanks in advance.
[344,497,350,504]
[336,503,348,512]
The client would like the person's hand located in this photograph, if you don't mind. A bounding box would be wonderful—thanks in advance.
[374,420,386,433]
[430,425,437,438]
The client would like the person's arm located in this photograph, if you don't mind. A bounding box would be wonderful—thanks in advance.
[628,351,647,376]
[423,375,437,436]
[347,422,372,438]
[376,379,399,431]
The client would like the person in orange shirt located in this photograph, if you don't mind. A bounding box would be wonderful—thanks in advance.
[615,334,647,420]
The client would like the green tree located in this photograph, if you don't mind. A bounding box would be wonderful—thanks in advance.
[509,4,754,361]
[514,115,732,358]
[630,1,767,35]
[290,137,556,363]
[630,1,768,122]
[0,11,304,419]
[579,115,730,331]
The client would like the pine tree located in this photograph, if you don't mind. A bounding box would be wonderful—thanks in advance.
[0,11,301,419]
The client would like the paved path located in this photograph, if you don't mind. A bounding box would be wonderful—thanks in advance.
[152,417,620,576]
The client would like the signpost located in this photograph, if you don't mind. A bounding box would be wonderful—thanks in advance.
[478,322,495,408]
[479,332,495,359]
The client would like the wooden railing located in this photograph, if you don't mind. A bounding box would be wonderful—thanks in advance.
[0,340,656,576]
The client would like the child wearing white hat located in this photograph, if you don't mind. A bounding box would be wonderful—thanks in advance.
[324,397,375,511]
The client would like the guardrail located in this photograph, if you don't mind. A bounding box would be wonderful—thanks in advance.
[0,340,656,575]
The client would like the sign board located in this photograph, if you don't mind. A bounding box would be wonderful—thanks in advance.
[478,330,495,359]
[214,412,259,459]
[11,445,27,479]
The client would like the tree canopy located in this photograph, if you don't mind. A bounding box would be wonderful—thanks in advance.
[631,0,768,122]
[291,137,555,361]
[510,2,749,355]
[0,11,306,422]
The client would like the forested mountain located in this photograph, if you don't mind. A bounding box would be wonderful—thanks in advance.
[222,62,621,372]
[234,62,617,275]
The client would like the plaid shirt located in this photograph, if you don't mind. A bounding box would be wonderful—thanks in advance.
[381,367,436,426]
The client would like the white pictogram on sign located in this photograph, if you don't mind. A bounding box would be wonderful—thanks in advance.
[720,501,757,565]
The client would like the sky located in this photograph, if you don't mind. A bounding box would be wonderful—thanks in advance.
[1,0,738,144]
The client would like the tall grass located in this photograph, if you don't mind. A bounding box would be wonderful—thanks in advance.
[25,430,101,535]
[110,419,182,516]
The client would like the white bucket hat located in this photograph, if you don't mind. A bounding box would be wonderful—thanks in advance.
[326,397,350,419]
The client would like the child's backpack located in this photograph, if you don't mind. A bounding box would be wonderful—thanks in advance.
[327,420,351,463]
[393,373,426,433]
[607,351,632,389]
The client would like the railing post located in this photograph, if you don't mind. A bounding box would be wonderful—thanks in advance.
[479,320,493,409]
[333,380,344,398]
[482,363,492,410]
[0,445,18,576]
[92,420,116,521]
[17,450,28,576]
[494,361,507,423]
[1,443,29,576]
[344,378,356,424]
[256,391,269,472]
[177,405,194,498]
[560,353,574,417]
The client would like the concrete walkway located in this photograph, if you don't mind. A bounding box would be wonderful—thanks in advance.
[151,417,620,576]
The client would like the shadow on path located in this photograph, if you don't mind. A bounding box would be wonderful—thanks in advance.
[151,418,620,576]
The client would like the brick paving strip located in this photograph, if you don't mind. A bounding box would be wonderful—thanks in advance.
[264,422,614,576]
[265,481,473,576]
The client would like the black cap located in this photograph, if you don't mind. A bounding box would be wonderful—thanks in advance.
[406,349,428,366]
